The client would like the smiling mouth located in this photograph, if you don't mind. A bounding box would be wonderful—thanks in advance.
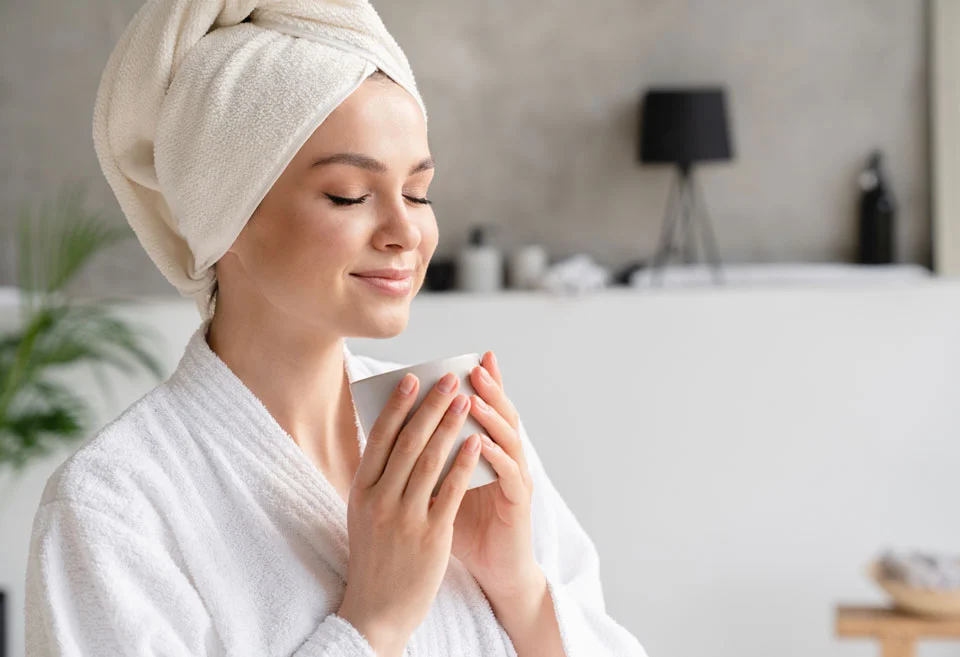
[350,273,414,296]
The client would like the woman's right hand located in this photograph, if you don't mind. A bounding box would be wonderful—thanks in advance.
[336,370,481,657]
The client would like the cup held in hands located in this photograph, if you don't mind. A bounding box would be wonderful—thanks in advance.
[349,353,499,497]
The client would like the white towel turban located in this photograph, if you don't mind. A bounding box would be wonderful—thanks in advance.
[92,0,427,321]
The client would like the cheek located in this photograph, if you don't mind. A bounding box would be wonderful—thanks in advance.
[420,213,440,257]
[289,216,360,287]
[248,197,359,285]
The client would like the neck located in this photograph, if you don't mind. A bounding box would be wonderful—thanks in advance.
[204,300,355,464]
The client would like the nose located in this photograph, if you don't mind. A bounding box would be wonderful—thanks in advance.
[374,196,422,251]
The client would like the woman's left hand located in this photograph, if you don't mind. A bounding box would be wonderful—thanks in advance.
[447,351,542,601]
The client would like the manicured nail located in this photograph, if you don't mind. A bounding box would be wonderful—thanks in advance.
[437,372,457,393]
[478,366,492,384]
[490,351,498,371]
[473,395,488,411]
[450,394,468,414]
[465,434,481,452]
[398,373,415,395]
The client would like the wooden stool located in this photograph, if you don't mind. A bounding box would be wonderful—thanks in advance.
[836,605,960,657]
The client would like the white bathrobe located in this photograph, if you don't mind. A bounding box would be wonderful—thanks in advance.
[24,320,647,657]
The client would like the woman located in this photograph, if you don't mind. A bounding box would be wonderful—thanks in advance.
[24,1,647,656]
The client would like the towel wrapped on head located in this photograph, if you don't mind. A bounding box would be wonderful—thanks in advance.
[92,0,427,320]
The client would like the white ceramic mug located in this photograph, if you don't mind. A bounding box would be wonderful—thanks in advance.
[349,353,499,498]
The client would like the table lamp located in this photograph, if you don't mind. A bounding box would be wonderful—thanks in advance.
[638,87,733,284]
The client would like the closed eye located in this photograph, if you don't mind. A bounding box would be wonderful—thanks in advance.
[325,193,432,207]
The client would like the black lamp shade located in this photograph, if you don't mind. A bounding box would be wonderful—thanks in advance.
[638,88,733,168]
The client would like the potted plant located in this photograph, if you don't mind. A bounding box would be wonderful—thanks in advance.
[0,183,167,656]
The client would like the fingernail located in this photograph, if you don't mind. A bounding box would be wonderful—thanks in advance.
[398,373,415,395]
[466,434,481,452]
[478,367,492,384]
[450,395,468,414]
[482,434,496,448]
[473,395,488,411]
[437,372,457,393]
[490,352,498,370]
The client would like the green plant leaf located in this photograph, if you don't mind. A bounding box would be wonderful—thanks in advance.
[46,184,132,294]
[1,183,167,474]
[17,181,133,299]
[0,381,90,472]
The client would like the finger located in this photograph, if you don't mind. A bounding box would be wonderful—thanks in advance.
[485,351,504,389]
[353,373,420,490]
[430,434,482,525]
[470,364,519,430]
[469,394,527,477]
[403,392,471,506]
[378,371,461,498]
[479,433,528,504]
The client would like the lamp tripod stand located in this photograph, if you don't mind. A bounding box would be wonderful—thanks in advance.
[648,165,725,286]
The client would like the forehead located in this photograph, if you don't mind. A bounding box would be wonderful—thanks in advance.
[304,79,428,158]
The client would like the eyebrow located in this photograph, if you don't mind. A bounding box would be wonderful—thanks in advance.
[309,152,435,176]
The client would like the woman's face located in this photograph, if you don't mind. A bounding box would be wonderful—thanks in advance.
[220,75,437,338]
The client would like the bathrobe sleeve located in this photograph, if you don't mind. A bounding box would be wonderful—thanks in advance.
[25,500,377,657]
[520,417,649,657]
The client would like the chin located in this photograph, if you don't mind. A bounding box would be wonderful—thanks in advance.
[363,323,407,340]
[357,305,410,339]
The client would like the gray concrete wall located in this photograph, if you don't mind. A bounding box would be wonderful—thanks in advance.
[0,0,928,298]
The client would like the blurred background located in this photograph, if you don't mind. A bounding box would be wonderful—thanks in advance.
[3,1,960,656]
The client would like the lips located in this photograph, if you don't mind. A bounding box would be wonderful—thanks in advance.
[350,272,414,296]
[351,269,413,280]
[352,273,411,281]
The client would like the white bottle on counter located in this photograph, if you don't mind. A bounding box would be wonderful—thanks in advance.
[507,243,548,290]
[457,225,503,292]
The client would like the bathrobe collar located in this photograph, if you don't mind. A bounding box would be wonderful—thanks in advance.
[167,318,372,584]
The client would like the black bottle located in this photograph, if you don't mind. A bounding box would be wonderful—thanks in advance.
[858,151,897,264]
